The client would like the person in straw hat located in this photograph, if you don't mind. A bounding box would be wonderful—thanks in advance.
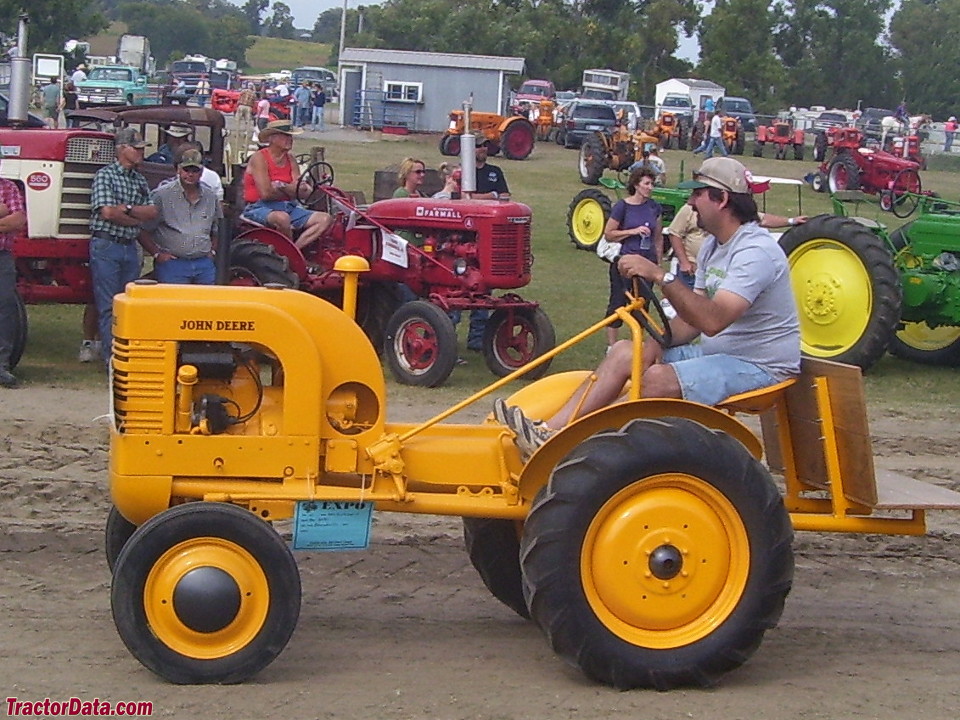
[241,119,332,250]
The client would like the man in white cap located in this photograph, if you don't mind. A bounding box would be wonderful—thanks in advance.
[148,124,192,164]
[241,119,332,250]
[70,63,87,85]
[945,116,957,153]
[496,156,801,456]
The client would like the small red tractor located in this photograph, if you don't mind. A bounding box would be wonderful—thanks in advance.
[808,127,922,208]
[439,110,535,160]
[652,111,688,150]
[231,165,555,387]
[753,120,804,160]
[208,88,290,120]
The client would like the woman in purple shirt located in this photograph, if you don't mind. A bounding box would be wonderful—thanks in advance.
[602,166,663,349]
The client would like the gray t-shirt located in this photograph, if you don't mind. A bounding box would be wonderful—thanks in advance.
[694,221,800,381]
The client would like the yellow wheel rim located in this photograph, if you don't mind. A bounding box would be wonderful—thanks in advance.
[581,474,750,649]
[896,321,960,352]
[572,199,605,248]
[144,538,270,659]
[788,238,872,357]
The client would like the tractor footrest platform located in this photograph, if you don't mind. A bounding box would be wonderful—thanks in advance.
[868,470,960,510]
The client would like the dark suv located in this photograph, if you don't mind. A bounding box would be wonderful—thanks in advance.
[856,107,894,140]
[557,101,618,149]
[718,96,757,131]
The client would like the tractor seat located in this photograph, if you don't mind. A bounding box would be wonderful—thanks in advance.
[716,378,797,415]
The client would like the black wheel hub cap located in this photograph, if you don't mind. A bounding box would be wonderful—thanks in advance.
[648,544,683,580]
[173,566,242,633]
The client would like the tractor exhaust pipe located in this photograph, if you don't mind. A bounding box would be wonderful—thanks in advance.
[7,14,32,126]
[460,95,476,194]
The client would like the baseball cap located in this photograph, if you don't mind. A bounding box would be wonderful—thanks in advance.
[114,127,149,148]
[165,124,191,138]
[177,149,204,169]
[474,135,490,147]
[678,157,750,194]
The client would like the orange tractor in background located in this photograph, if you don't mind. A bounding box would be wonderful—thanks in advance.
[754,120,805,160]
[439,110,536,160]
[652,111,688,150]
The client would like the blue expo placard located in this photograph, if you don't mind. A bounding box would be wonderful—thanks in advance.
[293,500,373,551]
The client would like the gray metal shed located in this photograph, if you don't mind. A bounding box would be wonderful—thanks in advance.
[337,48,525,133]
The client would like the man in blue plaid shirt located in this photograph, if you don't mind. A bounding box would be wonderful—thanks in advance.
[89,127,159,367]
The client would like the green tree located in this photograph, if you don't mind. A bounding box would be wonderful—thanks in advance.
[265,1,295,39]
[242,0,269,35]
[889,0,960,117]
[312,7,341,43]
[772,0,895,110]
[697,0,783,111]
[0,0,107,55]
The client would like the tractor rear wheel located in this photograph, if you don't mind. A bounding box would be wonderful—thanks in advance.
[811,172,827,193]
[734,128,745,155]
[106,505,138,572]
[779,214,901,371]
[677,123,688,150]
[661,133,672,150]
[793,142,804,161]
[501,120,535,160]
[567,189,612,251]
[383,300,458,387]
[9,290,27,370]
[890,322,960,365]
[439,134,460,157]
[111,503,301,684]
[579,136,607,185]
[753,141,763,157]
[463,518,529,619]
[827,153,860,192]
[775,143,786,160]
[520,417,793,690]
[357,282,404,354]
[813,132,828,162]
[482,306,555,379]
[229,240,300,288]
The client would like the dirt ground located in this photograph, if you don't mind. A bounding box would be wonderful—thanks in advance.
[2,385,959,720]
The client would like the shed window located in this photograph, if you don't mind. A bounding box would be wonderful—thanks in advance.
[384,81,423,103]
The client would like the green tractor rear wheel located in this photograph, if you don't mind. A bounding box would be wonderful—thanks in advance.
[779,215,901,371]
[566,189,612,251]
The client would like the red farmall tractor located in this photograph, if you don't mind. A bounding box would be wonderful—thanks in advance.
[209,88,290,120]
[231,164,555,387]
[652,111,688,150]
[438,110,536,160]
[808,127,922,212]
[753,119,804,160]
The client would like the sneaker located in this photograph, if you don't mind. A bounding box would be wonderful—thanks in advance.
[508,406,555,456]
[78,340,98,363]
[455,356,468,366]
[0,368,19,388]
[493,398,511,426]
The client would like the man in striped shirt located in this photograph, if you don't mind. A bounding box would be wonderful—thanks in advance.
[89,127,159,367]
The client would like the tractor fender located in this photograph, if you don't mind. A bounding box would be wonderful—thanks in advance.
[234,226,308,279]
[497,115,534,134]
[511,388,763,503]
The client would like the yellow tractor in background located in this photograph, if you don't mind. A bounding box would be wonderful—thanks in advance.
[105,268,960,689]
[439,110,536,160]
[652,110,688,150]
[578,115,662,185]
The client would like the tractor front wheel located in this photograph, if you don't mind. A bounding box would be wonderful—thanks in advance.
[779,214,901,370]
[111,503,301,684]
[579,136,607,185]
[439,134,460,157]
[501,120,535,160]
[567,189,612,251]
[383,300,458,387]
[813,132,828,162]
[890,322,960,365]
[463,518,529,619]
[481,306,555,379]
[793,142,804,161]
[106,505,138,572]
[753,141,764,158]
[521,417,794,690]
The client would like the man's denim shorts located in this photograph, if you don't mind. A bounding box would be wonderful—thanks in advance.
[662,344,778,406]
[242,200,314,230]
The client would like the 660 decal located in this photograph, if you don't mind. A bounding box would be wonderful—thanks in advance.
[26,172,51,191]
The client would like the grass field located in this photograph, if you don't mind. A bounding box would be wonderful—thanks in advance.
[17,130,960,409]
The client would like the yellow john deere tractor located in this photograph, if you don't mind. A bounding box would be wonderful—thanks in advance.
[106,269,960,689]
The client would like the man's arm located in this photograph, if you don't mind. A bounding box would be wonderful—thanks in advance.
[759,212,807,228]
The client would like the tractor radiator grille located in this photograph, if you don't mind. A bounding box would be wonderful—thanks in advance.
[489,223,532,277]
[58,162,104,237]
[65,137,115,165]
[112,338,173,434]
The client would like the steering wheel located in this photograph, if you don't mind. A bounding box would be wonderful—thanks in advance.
[629,276,673,348]
[889,168,922,219]
[295,161,335,208]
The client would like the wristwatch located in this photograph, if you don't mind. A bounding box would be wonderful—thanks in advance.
[124,204,133,216]
[661,271,677,286]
